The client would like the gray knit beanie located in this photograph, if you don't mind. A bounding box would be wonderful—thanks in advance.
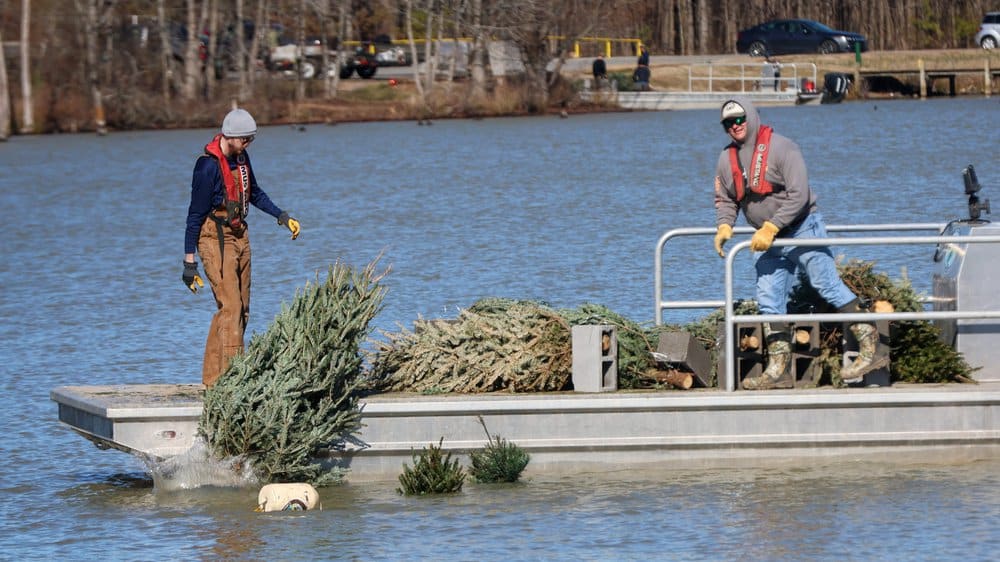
[221,108,257,137]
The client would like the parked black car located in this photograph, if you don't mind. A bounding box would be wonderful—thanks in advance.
[737,19,868,56]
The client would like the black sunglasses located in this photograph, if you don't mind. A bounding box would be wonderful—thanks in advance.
[721,115,747,130]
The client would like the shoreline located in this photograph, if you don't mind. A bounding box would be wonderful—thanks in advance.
[3,49,996,136]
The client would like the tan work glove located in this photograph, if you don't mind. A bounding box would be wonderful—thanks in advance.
[714,224,733,258]
[278,212,300,240]
[750,221,780,252]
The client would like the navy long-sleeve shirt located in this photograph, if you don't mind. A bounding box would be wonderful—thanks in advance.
[184,152,283,255]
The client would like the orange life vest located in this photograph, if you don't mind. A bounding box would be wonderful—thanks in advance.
[203,134,251,228]
[728,125,775,202]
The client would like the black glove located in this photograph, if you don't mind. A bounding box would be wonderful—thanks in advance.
[278,211,300,240]
[182,261,204,293]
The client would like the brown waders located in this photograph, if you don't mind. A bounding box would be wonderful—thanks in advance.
[198,210,251,386]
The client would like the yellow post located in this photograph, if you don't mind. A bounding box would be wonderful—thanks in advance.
[574,42,580,58]
[604,41,611,58]
[985,59,992,98]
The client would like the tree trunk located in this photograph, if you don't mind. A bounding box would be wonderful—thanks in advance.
[19,0,34,133]
[405,0,426,104]
[468,0,487,100]
[181,0,207,101]
[423,5,436,95]
[248,0,265,89]
[236,0,248,99]
[206,0,219,98]
[295,0,306,103]
[83,0,107,135]
[156,0,173,102]
[0,30,10,140]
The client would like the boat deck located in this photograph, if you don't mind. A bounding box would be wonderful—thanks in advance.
[52,382,1000,481]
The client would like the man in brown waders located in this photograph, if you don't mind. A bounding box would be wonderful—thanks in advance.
[182,108,300,387]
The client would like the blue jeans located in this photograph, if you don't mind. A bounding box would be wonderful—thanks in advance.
[754,212,857,315]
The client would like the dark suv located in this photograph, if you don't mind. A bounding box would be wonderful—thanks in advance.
[974,12,1000,49]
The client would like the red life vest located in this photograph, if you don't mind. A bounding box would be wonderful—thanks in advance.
[203,134,251,228]
[728,125,775,202]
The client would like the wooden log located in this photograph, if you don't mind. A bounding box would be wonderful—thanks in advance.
[650,369,693,389]
[739,334,760,351]
[873,300,894,313]
[794,329,811,345]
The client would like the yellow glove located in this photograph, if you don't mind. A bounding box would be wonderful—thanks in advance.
[750,221,780,252]
[278,212,300,240]
[714,224,733,258]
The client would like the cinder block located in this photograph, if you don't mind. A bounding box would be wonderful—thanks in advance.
[572,325,617,392]
[791,322,823,387]
[657,331,712,387]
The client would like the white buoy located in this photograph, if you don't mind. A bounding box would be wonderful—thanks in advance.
[256,483,320,512]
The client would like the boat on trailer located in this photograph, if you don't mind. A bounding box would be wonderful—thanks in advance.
[52,166,1000,481]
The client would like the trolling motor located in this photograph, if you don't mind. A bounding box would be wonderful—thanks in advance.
[963,164,990,223]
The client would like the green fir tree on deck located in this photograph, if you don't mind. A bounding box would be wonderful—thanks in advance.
[199,259,389,486]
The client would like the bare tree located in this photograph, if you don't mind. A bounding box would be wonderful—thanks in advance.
[182,0,210,101]
[157,0,176,102]
[0,30,10,140]
[75,0,113,135]
[467,0,488,100]
[19,0,33,133]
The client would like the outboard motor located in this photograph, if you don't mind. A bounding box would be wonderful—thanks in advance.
[932,164,998,381]
[821,72,850,104]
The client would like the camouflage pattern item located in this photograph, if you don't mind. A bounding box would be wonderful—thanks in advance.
[841,322,888,384]
[742,323,794,390]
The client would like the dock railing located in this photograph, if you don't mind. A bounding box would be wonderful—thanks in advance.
[655,224,1000,391]
[687,62,818,93]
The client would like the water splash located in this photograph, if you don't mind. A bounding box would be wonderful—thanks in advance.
[143,437,259,491]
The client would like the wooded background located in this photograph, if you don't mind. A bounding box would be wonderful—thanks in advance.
[0,0,996,136]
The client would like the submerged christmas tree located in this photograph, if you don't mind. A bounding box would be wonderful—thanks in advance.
[199,258,388,486]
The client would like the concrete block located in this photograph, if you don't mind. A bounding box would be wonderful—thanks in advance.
[572,325,617,392]
[716,322,765,389]
[657,331,712,387]
[792,322,823,387]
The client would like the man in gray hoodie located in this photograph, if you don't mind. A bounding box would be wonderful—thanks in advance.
[712,96,883,389]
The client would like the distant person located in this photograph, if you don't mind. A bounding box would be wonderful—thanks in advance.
[632,64,651,91]
[768,56,782,91]
[637,45,650,67]
[760,56,776,91]
[712,96,884,390]
[592,53,608,88]
[183,108,301,387]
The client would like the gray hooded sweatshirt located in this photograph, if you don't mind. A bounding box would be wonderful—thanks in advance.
[714,95,817,231]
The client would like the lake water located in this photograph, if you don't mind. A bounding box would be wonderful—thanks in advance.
[1,97,998,560]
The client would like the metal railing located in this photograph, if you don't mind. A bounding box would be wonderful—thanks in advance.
[654,223,1000,391]
[687,62,818,93]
